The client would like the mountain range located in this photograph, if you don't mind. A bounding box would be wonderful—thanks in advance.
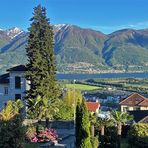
[0,24,148,74]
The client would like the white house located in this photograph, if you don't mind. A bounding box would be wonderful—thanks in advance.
[0,65,29,109]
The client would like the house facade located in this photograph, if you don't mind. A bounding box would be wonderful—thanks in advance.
[0,65,29,109]
[119,93,148,112]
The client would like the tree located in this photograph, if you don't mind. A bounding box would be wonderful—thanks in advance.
[128,123,148,148]
[89,112,96,137]
[89,113,99,148]
[63,89,83,107]
[97,115,112,148]
[0,100,23,121]
[54,100,74,120]
[111,111,133,148]
[0,100,25,148]
[26,5,60,100]
[27,96,59,127]
[76,99,92,148]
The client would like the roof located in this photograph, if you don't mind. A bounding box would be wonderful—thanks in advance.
[139,116,148,123]
[86,102,100,112]
[119,93,148,106]
[128,110,148,123]
[0,73,9,84]
[6,65,27,72]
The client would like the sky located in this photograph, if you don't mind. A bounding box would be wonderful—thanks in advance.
[0,0,148,34]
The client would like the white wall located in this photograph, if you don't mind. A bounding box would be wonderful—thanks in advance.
[0,71,30,109]
[0,83,10,109]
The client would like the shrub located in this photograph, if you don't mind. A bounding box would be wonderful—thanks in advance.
[0,115,25,148]
[128,123,148,148]
[25,126,36,142]
[91,136,99,148]
[26,125,58,143]
[0,100,25,148]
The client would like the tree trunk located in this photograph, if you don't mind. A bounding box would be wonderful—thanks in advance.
[117,123,122,148]
[91,125,95,137]
[46,117,49,128]
[101,126,105,148]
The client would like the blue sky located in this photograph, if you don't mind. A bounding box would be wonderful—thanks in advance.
[0,0,148,34]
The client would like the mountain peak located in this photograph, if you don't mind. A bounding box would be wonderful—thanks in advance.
[53,24,71,33]
[6,27,23,39]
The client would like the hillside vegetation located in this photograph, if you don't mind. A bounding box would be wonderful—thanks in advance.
[1,25,148,73]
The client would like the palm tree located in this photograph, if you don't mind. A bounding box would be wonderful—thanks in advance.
[39,97,60,128]
[97,115,112,148]
[111,111,133,148]
[89,112,96,137]
[0,100,23,121]
[27,96,60,128]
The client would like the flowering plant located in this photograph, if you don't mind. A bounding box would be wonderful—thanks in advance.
[31,128,58,143]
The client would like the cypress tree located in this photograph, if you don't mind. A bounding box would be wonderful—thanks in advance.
[76,99,92,148]
[26,5,60,100]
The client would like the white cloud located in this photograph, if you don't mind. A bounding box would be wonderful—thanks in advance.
[88,21,148,34]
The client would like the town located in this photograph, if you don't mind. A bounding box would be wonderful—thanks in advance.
[0,1,148,148]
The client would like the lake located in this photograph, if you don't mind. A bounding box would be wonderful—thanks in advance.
[57,72,148,80]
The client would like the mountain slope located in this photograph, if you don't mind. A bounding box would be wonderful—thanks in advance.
[0,25,148,73]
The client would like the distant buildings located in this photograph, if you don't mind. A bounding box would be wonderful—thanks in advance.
[120,93,148,123]
[119,93,148,112]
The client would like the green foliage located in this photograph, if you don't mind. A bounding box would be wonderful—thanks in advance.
[128,123,148,148]
[90,136,99,148]
[0,100,25,148]
[25,125,36,142]
[54,100,74,120]
[0,99,23,121]
[104,126,117,148]
[27,96,59,120]
[26,5,60,100]
[63,89,82,107]
[76,99,92,148]
[2,25,148,74]
[111,111,133,125]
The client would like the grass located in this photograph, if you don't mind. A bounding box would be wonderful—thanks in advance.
[65,83,100,90]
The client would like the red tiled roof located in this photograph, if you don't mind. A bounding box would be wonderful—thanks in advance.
[120,93,148,106]
[139,99,148,106]
[86,102,100,112]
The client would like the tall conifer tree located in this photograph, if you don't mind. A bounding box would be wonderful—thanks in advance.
[76,99,92,148]
[26,5,59,100]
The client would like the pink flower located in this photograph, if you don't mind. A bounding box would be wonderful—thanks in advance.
[32,136,38,143]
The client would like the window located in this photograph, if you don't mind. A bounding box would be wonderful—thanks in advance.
[15,94,21,100]
[4,87,8,95]
[123,107,129,112]
[15,76,21,89]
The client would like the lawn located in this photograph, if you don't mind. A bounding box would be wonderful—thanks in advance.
[65,83,100,90]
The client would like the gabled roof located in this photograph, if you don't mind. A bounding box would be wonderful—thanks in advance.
[119,93,148,106]
[0,73,9,84]
[129,110,148,123]
[6,65,27,72]
[139,116,148,123]
[138,99,148,106]
[86,102,100,112]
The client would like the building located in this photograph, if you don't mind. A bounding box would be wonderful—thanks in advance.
[128,110,148,123]
[119,93,148,112]
[0,65,29,108]
[86,101,100,113]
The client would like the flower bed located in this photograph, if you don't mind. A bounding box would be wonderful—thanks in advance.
[26,126,58,143]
